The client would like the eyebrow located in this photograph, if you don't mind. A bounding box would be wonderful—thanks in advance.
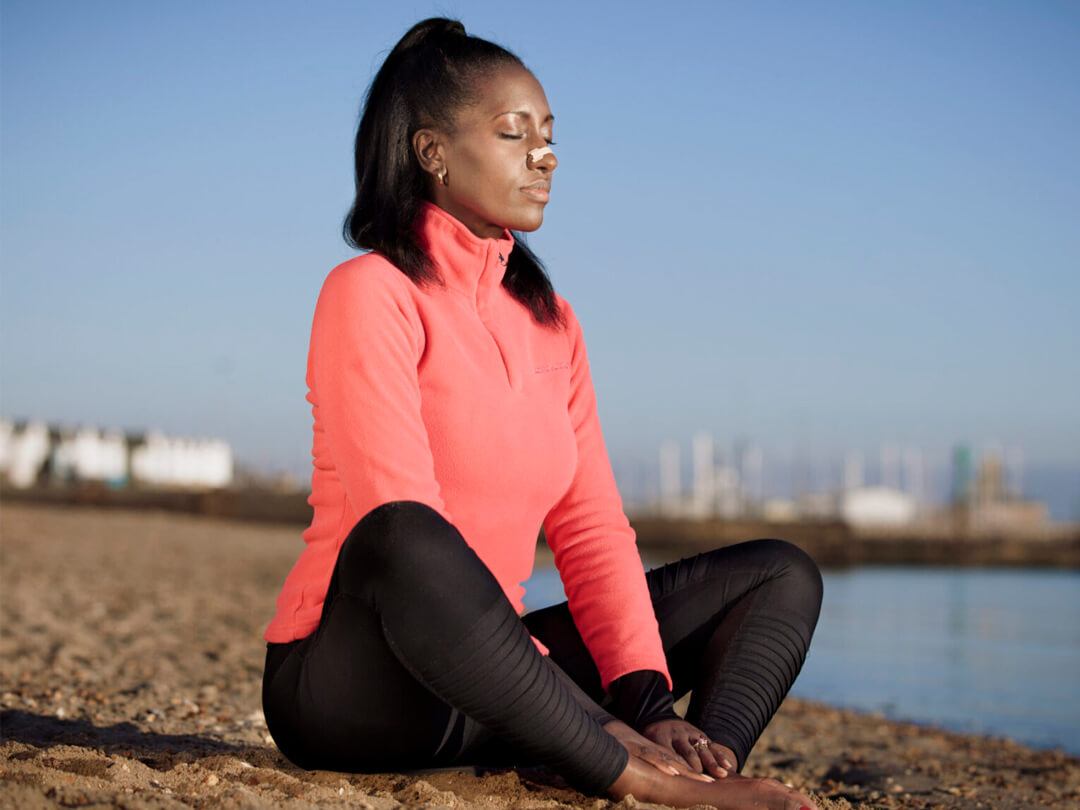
[493,110,555,124]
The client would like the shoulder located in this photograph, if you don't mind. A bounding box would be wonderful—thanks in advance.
[320,251,417,302]
[315,252,422,324]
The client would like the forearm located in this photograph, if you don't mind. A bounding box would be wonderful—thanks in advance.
[607,669,681,730]
[547,657,617,727]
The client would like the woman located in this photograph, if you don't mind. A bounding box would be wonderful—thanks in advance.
[262,18,822,810]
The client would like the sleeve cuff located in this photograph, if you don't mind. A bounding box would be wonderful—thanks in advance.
[607,669,680,730]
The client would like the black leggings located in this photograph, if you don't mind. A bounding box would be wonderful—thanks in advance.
[262,501,822,794]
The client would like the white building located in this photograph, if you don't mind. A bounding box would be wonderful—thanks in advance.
[52,426,129,485]
[842,486,917,527]
[691,432,715,518]
[130,432,233,489]
[0,418,233,491]
[5,420,51,488]
[658,440,682,517]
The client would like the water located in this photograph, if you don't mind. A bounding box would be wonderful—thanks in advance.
[522,562,1080,754]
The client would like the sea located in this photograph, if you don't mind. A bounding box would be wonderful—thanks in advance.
[522,561,1080,755]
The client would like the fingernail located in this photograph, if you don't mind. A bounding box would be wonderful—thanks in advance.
[702,774,715,782]
[666,766,680,775]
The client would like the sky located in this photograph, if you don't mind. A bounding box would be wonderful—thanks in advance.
[2,1,1078,509]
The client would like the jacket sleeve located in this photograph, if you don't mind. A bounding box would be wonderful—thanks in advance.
[542,302,672,690]
[309,261,450,523]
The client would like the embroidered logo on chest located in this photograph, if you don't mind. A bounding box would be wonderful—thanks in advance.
[534,361,571,374]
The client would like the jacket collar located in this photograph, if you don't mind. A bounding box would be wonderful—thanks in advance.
[415,201,515,303]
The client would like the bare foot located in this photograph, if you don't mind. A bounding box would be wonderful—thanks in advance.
[608,756,817,809]
[603,721,816,810]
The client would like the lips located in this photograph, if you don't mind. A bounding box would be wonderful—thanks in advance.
[520,181,551,202]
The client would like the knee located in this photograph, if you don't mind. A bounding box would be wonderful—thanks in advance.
[337,500,464,587]
[749,538,823,610]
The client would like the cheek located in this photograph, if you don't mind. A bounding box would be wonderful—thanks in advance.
[470,141,520,179]
[461,153,520,201]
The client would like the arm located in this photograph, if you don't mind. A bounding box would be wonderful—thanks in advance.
[310,260,449,522]
[541,302,672,693]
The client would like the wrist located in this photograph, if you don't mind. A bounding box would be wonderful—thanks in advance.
[608,669,677,731]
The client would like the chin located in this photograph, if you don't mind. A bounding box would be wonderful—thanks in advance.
[509,210,545,233]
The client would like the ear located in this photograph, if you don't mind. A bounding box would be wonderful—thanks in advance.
[411,128,445,179]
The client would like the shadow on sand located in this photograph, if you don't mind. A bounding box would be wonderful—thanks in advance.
[0,709,284,770]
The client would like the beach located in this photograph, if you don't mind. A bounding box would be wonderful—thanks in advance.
[1,502,1077,809]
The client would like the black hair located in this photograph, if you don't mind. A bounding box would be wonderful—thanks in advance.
[343,17,564,329]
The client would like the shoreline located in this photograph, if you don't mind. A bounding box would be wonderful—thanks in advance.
[628,515,1080,568]
[4,485,1079,568]
[2,503,1078,808]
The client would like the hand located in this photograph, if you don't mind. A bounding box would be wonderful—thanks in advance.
[643,718,737,779]
[602,719,714,783]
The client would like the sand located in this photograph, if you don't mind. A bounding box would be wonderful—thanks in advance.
[1,502,1077,809]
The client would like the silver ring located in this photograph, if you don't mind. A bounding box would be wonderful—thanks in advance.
[692,736,710,750]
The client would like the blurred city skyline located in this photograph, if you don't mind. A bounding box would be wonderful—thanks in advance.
[3,2,1078,511]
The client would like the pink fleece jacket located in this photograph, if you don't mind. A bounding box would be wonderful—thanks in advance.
[264,202,671,690]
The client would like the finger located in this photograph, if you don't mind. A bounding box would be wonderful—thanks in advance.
[672,738,704,773]
[635,747,712,781]
[697,743,729,779]
[709,742,737,772]
[636,746,714,782]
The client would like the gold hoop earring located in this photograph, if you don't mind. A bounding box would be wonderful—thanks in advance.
[437,168,447,186]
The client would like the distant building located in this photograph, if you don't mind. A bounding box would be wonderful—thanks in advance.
[881,443,901,490]
[952,444,973,505]
[655,434,763,519]
[844,450,864,491]
[0,418,233,491]
[52,426,128,486]
[691,432,715,518]
[971,500,1049,531]
[1,419,50,488]
[130,431,233,489]
[966,448,1048,531]
[659,440,682,517]
[715,465,741,518]
[903,447,925,507]
[797,491,841,520]
[975,451,1006,504]
[762,498,798,522]
[842,486,918,527]
[741,444,764,511]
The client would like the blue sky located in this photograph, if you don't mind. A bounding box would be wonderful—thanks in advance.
[2,1,1078,501]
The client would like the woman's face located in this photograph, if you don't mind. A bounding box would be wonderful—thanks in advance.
[416,64,557,239]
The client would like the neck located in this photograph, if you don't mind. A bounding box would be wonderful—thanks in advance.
[415,202,516,303]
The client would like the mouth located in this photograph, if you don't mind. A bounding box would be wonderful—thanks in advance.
[520,182,551,203]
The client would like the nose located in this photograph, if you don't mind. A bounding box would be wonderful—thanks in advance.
[527,145,557,172]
